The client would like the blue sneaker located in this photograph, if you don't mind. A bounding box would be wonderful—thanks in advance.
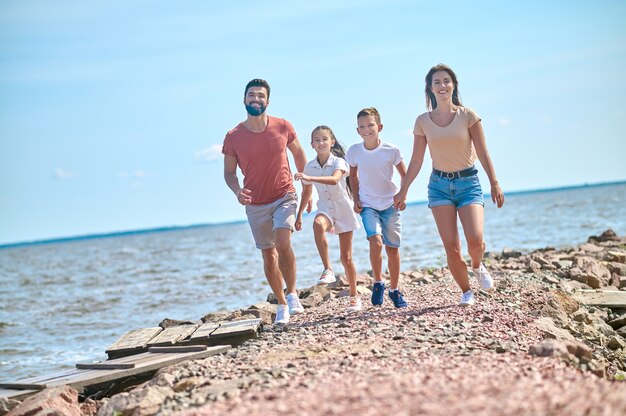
[371,281,385,306]
[388,290,408,308]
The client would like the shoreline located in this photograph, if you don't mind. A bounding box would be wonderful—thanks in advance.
[2,230,626,415]
[2,179,624,250]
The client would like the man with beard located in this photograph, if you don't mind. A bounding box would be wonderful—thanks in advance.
[222,78,307,325]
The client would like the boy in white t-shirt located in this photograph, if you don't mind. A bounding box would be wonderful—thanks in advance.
[346,107,408,308]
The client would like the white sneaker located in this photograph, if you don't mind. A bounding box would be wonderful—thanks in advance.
[459,290,475,306]
[274,304,290,325]
[317,269,336,285]
[346,296,362,312]
[474,263,495,292]
[286,292,305,315]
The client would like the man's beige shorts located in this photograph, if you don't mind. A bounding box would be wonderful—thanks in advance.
[245,192,297,249]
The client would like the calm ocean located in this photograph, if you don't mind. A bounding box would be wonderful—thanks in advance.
[1,183,625,382]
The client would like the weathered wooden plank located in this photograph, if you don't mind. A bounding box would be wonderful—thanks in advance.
[148,345,208,353]
[0,383,47,390]
[218,318,262,328]
[105,327,162,356]
[76,363,135,370]
[0,345,231,401]
[210,320,261,340]
[571,290,626,308]
[147,325,199,347]
[188,322,220,341]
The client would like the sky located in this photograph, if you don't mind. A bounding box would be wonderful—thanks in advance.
[1,0,625,245]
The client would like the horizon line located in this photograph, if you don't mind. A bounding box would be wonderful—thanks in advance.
[1,179,624,250]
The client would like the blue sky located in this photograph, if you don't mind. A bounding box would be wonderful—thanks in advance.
[1,0,625,245]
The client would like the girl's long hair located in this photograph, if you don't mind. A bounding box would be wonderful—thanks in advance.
[311,125,353,198]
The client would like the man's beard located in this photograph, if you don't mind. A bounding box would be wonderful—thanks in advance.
[245,103,266,116]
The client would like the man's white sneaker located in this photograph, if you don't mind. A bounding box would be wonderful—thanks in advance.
[346,296,362,312]
[317,269,336,285]
[474,263,495,292]
[459,290,475,306]
[286,292,305,315]
[274,304,290,325]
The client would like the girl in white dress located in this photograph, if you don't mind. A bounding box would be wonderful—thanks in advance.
[295,126,362,312]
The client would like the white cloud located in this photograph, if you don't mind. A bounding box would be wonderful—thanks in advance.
[53,168,76,179]
[498,118,510,127]
[195,144,223,162]
[118,170,148,180]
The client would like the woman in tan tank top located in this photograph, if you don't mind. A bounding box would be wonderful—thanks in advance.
[394,64,505,306]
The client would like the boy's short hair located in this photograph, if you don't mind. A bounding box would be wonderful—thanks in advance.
[357,107,381,124]
[244,79,271,99]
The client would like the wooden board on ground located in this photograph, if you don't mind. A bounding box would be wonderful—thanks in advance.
[571,290,626,308]
[105,327,162,359]
[0,383,47,391]
[147,325,199,347]
[209,319,262,341]
[188,322,220,342]
[0,345,230,401]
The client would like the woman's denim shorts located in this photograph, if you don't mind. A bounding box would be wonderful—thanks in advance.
[427,170,484,209]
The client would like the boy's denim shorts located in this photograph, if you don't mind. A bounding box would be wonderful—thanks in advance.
[360,206,401,248]
[427,170,484,209]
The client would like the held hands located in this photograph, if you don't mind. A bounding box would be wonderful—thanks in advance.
[294,172,310,182]
[491,182,505,208]
[295,216,303,231]
[236,188,252,205]
[393,190,407,211]
[353,200,363,214]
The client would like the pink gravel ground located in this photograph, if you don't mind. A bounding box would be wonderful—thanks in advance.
[173,278,626,416]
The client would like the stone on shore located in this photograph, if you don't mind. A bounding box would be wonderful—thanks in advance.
[6,386,81,416]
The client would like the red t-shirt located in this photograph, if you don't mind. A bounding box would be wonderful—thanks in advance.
[222,116,297,205]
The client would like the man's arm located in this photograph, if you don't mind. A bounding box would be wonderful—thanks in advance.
[287,138,307,173]
[287,137,312,211]
[224,154,251,205]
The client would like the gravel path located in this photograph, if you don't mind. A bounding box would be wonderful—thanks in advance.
[153,276,626,416]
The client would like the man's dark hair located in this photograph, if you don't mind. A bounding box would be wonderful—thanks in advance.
[244,79,271,99]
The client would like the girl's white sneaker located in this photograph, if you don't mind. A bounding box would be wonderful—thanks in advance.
[459,290,475,306]
[473,263,495,292]
[346,296,362,312]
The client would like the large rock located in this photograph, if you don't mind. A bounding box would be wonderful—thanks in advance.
[607,336,626,350]
[529,338,592,362]
[533,317,575,341]
[606,252,626,264]
[569,256,611,288]
[159,318,199,328]
[0,398,21,415]
[502,248,522,259]
[608,313,626,330]
[607,262,626,276]
[96,385,173,416]
[245,302,276,325]
[6,386,81,416]
[588,229,620,243]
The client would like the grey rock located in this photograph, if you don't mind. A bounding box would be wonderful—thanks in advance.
[0,398,22,414]
[96,386,173,416]
[607,336,626,350]
[533,317,575,341]
[502,248,522,259]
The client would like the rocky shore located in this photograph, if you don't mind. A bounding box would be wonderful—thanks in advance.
[3,230,626,416]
